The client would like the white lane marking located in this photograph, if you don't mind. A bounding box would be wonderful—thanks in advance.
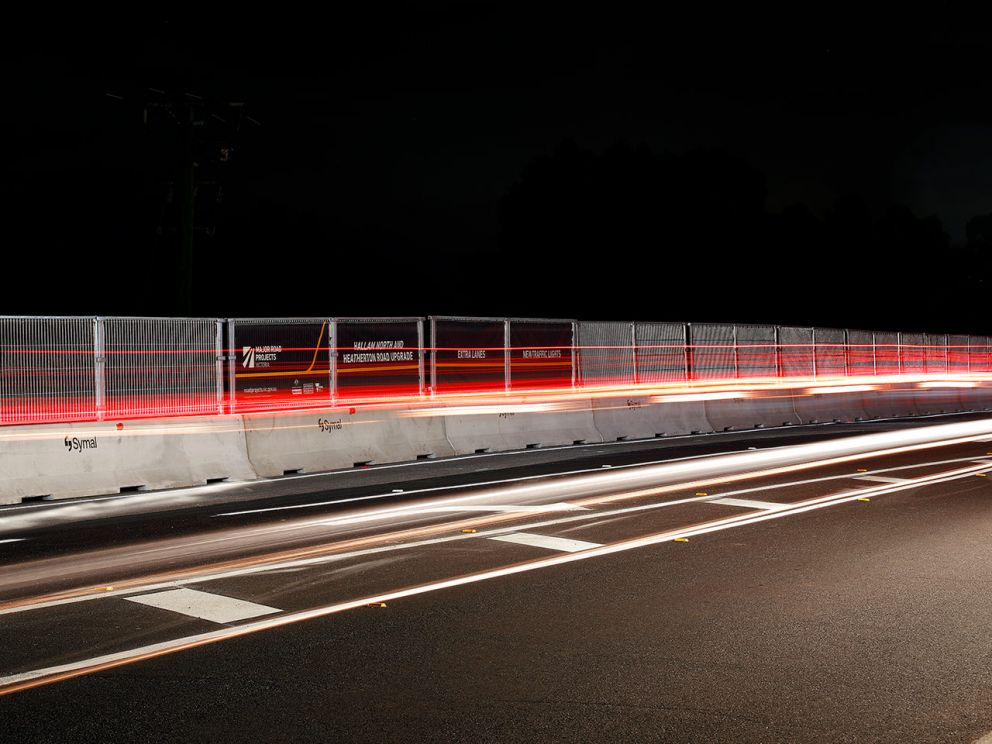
[5,460,992,619]
[853,475,908,484]
[125,588,279,624]
[488,532,602,553]
[6,461,991,692]
[315,502,587,527]
[707,497,789,511]
[0,539,25,545]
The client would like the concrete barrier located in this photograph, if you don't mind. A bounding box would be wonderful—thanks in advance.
[703,395,801,432]
[442,397,603,454]
[0,415,255,504]
[242,405,455,477]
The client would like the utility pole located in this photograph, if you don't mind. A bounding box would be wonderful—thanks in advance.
[107,89,259,315]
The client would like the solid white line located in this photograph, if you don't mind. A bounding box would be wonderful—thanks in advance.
[707,497,789,511]
[125,588,280,624]
[0,539,25,545]
[853,475,908,484]
[488,533,602,553]
[5,460,989,691]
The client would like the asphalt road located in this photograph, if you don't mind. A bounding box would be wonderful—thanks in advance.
[3,414,992,742]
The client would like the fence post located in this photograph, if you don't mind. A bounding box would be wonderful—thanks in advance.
[504,319,511,393]
[94,317,105,422]
[631,322,640,386]
[685,323,694,382]
[215,319,225,414]
[417,319,426,398]
[732,324,740,379]
[329,318,338,402]
[429,317,437,398]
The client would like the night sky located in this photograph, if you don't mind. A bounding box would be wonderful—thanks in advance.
[3,11,991,333]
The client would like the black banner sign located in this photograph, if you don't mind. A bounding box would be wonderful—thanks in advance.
[336,320,421,397]
[232,320,330,406]
[432,319,505,394]
[509,321,574,390]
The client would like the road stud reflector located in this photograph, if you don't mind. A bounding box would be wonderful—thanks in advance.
[368,602,387,608]
[104,586,114,591]
[673,537,689,543]
[856,468,868,472]
[461,528,477,533]
[857,497,871,502]
[695,492,708,497]
[977,473,987,477]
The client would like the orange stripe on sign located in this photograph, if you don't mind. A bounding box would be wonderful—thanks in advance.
[235,322,328,380]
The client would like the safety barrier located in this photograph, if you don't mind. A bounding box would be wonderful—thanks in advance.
[1,316,992,427]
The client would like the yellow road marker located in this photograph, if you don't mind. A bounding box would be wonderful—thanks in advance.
[977,473,987,477]
[368,602,387,608]
[857,497,871,502]
[695,492,708,497]
[673,537,689,543]
[461,529,477,533]
[856,468,868,472]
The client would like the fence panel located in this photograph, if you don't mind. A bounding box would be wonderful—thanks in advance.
[430,316,507,394]
[778,326,814,378]
[899,332,926,375]
[735,324,777,378]
[813,328,847,377]
[948,334,970,374]
[969,335,989,374]
[508,319,575,391]
[846,330,875,376]
[689,323,736,380]
[873,331,899,375]
[0,316,97,425]
[924,333,947,374]
[576,321,635,386]
[634,322,687,383]
[102,318,221,419]
[227,318,331,410]
[335,318,423,398]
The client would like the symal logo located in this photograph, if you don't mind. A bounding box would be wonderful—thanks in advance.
[64,436,97,453]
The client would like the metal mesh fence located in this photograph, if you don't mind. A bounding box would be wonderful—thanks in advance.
[813,328,847,376]
[103,318,221,418]
[924,333,947,374]
[778,326,814,377]
[689,323,736,380]
[735,324,777,378]
[847,330,875,376]
[634,323,687,383]
[873,331,899,375]
[576,321,635,386]
[948,334,971,374]
[0,317,97,424]
[969,335,989,374]
[899,332,926,374]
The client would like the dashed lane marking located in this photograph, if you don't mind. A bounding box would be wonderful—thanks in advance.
[125,588,280,624]
[853,475,908,484]
[707,497,790,511]
[488,532,603,553]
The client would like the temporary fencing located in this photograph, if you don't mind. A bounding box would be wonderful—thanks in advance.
[1,315,990,426]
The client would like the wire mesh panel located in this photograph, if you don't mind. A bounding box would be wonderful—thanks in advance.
[576,321,635,386]
[873,331,899,375]
[507,319,575,391]
[0,316,97,425]
[103,318,221,419]
[689,323,736,380]
[969,335,989,374]
[948,334,971,374]
[813,328,847,377]
[778,326,813,378]
[898,332,926,374]
[634,322,687,383]
[846,330,875,376]
[924,333,947,374]
[335,318,424,398]
[735,324,777,378]
[430,317,506,394]
[227,318,331,410]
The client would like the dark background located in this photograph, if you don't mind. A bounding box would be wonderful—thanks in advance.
[2,9,991,333]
